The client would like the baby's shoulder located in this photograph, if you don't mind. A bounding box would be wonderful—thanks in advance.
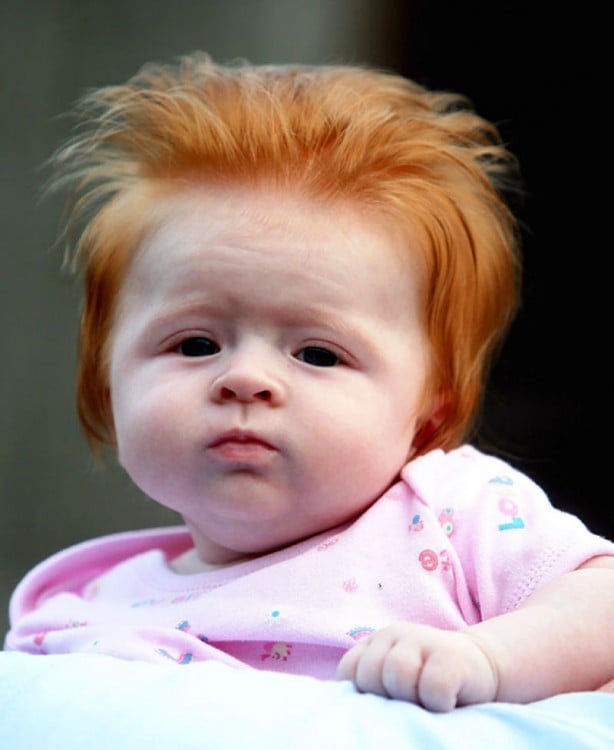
[401,445,542,510]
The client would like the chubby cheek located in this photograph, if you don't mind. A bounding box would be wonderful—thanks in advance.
[111,384,191,492]
[305,396,416,508]
[362,402,421,485]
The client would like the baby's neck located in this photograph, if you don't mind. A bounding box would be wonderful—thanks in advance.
[169,547,253,575]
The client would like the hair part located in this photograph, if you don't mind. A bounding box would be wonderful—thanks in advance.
[50,52,522,455]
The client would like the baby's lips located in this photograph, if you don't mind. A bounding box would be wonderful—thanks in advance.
[208,428,276,450]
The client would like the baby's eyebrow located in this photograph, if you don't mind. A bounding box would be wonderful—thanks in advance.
[147,300,221,327]
[145,298,373,344]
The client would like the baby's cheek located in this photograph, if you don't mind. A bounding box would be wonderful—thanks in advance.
[114,392,183,476]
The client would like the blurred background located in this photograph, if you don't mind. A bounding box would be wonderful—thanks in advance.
[1,1,607,637]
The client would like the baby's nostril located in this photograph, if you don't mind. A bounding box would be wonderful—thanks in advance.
[255,390,272,401]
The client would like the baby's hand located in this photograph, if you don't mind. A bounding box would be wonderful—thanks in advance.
[337,622,499,712]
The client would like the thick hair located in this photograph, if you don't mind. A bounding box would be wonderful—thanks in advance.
[51,52,521,455]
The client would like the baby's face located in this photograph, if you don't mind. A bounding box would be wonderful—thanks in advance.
[108,184,433,563]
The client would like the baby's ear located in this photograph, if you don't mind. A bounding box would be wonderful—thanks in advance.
[411,392,451,456]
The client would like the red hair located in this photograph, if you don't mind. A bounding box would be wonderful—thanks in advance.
[51,53,521,454]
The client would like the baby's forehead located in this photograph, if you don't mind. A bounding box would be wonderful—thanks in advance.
[116,184,427,331]
[134,181,424,273]
[144,181,353,233]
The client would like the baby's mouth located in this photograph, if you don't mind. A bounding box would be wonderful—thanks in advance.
[208,430,276,461]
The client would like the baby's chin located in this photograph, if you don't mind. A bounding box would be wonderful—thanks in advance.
[180,495,373,567]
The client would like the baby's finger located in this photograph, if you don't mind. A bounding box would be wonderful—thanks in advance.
[380,639,422,703]
[349,635,395,698]
[416,650,461,712]
[336,641,366,682]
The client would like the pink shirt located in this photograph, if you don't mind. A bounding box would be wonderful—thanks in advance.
[6,446,613,679]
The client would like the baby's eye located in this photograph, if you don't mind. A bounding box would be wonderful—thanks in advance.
[177,337,220,357]
[295,346,339,367]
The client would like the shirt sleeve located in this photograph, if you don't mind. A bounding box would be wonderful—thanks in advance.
[403,446,614,619]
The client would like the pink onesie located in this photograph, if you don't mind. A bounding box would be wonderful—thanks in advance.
[6,446,614,679]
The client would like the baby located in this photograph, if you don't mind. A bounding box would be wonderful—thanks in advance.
[6,53,614,712]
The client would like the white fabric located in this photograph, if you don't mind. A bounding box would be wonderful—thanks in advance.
[1,651,613,749]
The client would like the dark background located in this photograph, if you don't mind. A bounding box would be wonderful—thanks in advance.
[1,1,607,637]
[405,3,603,537]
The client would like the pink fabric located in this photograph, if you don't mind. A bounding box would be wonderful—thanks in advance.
[6,446,614,679]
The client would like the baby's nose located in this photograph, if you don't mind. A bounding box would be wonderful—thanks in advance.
[217,384,273,403]
[209,357,285,406]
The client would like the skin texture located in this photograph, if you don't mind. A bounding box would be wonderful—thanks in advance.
[108,183,614,711]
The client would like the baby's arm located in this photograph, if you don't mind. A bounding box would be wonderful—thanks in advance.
[337,556,614,711]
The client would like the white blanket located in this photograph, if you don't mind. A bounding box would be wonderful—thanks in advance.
[1,652,612,749]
